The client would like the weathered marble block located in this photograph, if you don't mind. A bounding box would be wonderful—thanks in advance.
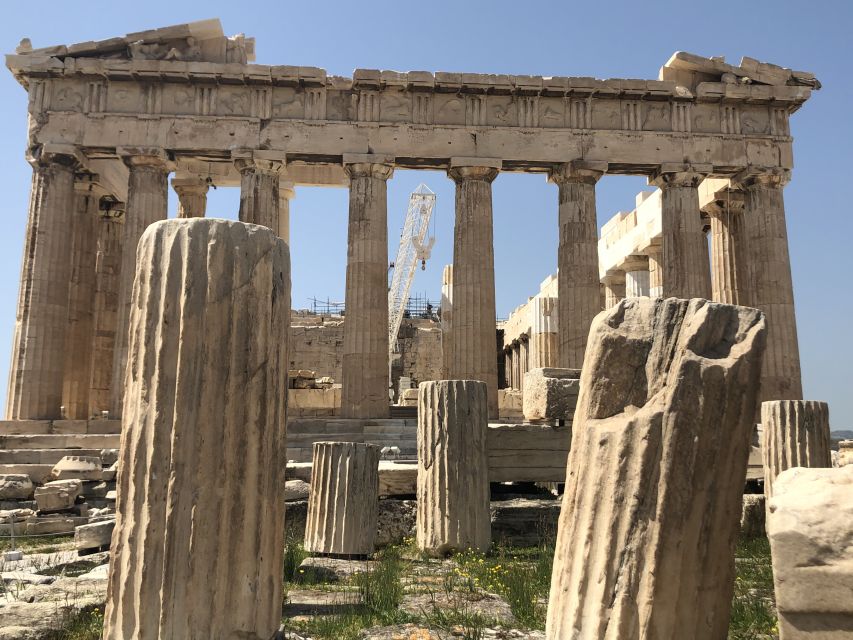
[34,479,82,512]
[417,380,490,556]
[546,298,766,640]
[103,219,290,640]
[0,474,34,499]
[76,518,115,551]
[51,455,103,481]
[761,400,831,498]
[767,466,853,639]
[522,367,581,422]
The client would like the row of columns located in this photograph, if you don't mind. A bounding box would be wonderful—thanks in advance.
[503,335,529,391]
[600,167,802,401]
[6,146,297,420]
[6,147,803,420]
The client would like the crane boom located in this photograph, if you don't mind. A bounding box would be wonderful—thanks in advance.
[388,184,435,355]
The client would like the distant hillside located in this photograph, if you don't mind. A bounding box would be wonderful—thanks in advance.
[831,430,853,440]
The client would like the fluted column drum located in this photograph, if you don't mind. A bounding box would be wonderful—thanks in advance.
[417,380,490,556]
[104,218,290,640]
[304,441,380,556]
[761,400,831,498]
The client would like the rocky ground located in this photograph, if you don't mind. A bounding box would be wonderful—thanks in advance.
[0,533,777,640]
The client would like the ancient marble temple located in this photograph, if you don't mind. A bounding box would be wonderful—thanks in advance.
[4,19,818,421]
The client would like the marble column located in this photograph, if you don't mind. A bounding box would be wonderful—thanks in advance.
[61,177,102,419]
[503,347,513,388]
[602,272,626,309]
[512,341,521,390]
[341,157,393,419]
[737,170,803,401]
[234,152,282,231]
[172,177,208,218]
[278,181,295,244]
[440,265,454,379]
[7,146,81,420]
[707,189,748,305]
[448,160,500,418]
[519,335,529,392]
[623,254,651,297]
[646,244,663,298]
[550,161,605,370]
[109,148,169,418]
[88,208,124,416]
[531,296,558,369]
[650,165,712,299]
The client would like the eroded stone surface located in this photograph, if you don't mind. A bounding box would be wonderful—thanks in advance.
[521,368,580,423]
[417,380,490,556]
[0,474,33,500]
[546,297,766,640]
[34,479,81,512]
[50,455,102,481]
[104,219,290,640]
[767,466,853,638]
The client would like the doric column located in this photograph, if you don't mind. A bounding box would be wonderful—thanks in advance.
[519,335,529,392]
[171,176,208,218]
[109,148,170,418]
[61,176,102,419]
[88,205,125,416]
[341,155,393,419]
[503,346,513,388]
[602,271,626,309]
[512,341,521,390]
[622,254,650,297]
[104,219,290,640]
[278,181,295,244]
[550,161,605,370]
[649,164,713,299]
[646,244,663,297]
[448,159,501,418]
[531,296,558,368]
[706,189,748,305]
[440,265,453,379]
[736,169,802,401]
[234,151,282,231]
[7,145,82,420]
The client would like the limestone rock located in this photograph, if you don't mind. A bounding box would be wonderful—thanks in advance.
[837,439,852,467]
[0,474,34,499]
[34,479,82,512]
[305,442,380,556]
[767,466,853,638]
[284,479,310,502]
[417,380,490,556]
[295,556,375,583]
[375,499,416,547]
[546,297,766,640]
[26,515,85,534]
[103,219,290,640]
[50,455,103,481]
[491,498,561,547]
[75,518,115,551]
[522,367,580,422]
[740,494,766,538]
[761,400,831,498]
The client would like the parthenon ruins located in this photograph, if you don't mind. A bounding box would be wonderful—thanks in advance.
[2,16,847,640]
[3,18,817,421]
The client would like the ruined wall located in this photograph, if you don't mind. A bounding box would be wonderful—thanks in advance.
[290,313,441,387]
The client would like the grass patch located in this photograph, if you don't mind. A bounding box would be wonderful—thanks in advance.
[43,606,104,640]
[729,536,777,639]
[0,534,72,554]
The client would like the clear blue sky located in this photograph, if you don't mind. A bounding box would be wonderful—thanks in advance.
[0,1,850,428]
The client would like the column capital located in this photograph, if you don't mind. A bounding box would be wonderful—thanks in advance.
[644,243,662,258]
[549,161,607,185]
[704,191,745,219]
[732,166,791,189]
[73,173,111,199]
[620,254,649,273]
[648,163,712,188]
[28,144,85,170]
[232,150,284,176]
[118,147,171,171]
[171,176,210,196]
[448,157,501,184]
[279,181,296,201]
[343,153,394,180]
[601,270,626,286]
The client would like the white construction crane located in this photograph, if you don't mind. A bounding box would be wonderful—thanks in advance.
[388,184,436,355]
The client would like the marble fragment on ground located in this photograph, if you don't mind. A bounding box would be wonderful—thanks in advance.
[767,466,853,639]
